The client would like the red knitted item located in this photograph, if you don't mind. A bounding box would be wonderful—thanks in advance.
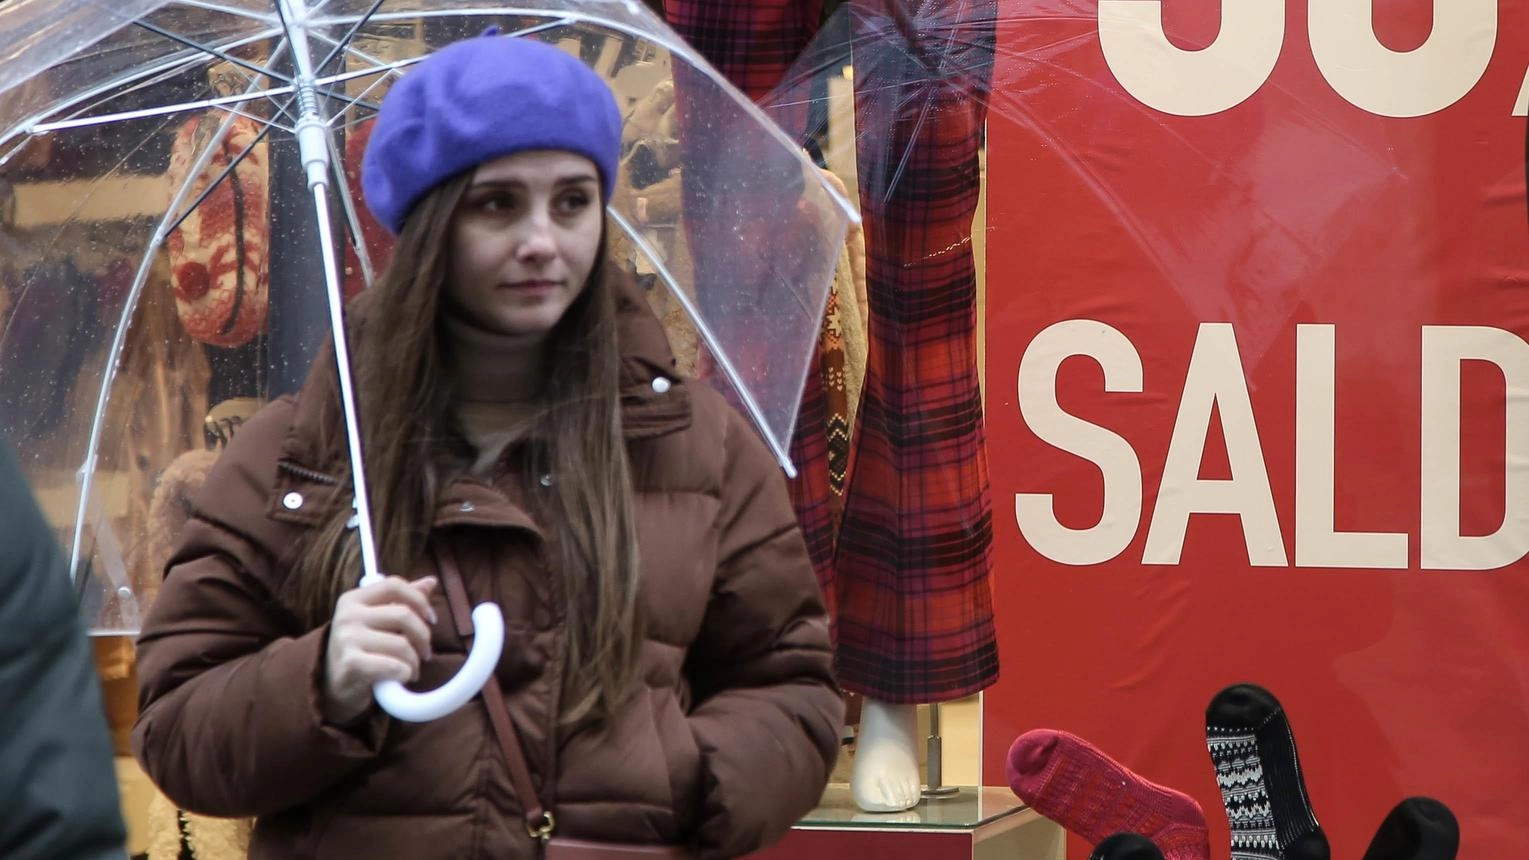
[165,113,269,347]
[1007,730,1210,860]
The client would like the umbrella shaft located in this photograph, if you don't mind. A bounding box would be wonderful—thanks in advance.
[277,2,386,584]
[310,182,384,584]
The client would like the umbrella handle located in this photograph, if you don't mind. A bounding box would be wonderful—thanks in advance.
[372,601,505,723]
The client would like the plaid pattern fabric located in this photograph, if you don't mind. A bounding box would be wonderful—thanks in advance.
[663,0,827,102]
[668,0,998,702]
[830,0,999,703]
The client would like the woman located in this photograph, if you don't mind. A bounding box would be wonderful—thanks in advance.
[132,34,843,859]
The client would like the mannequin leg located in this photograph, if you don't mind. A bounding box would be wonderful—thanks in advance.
[850,698,920,812]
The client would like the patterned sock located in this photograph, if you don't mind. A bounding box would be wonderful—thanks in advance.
[1361,798,1459,860]
[1092,833,1167,860]
[1205,684,1329,860]
[1007,729,1210,860]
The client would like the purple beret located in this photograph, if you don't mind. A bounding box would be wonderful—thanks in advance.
[362,35,623,234]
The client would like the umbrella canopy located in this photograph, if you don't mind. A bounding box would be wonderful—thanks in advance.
[762,0,1400,324]
[0,0,854,654]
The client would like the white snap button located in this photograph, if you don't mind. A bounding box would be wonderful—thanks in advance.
[651,377,672,394]
[282,492,304,510]
[459,501,476,513]
[539,474,554,487]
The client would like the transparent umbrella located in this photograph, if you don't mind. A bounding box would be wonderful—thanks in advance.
[0,0,854,721]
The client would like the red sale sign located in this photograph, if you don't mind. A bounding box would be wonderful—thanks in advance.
[981,1,1529,856]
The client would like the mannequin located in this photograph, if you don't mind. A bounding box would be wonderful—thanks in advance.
[774,0,1000,814]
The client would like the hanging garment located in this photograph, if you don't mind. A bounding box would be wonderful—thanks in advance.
[830,0,1000,704]
[165,112,270,347]
[817,169,868,483]
[667,0,997,703]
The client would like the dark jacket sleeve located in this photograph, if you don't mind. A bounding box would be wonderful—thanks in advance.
[0,440,128,860]
[131,403,387,818]
[684,407,844,859]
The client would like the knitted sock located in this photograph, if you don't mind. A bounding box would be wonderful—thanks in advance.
[1205,684,1329,860]
[1361,798,1459,860]
[1007,729,1210,860]
[1092,833,1167,860]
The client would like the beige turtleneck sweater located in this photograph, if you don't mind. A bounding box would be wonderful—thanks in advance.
[440,311,547,476]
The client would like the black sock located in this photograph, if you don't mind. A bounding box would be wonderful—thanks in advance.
[1362,797,1459,860]
[1206,684,1329,860]
[1091,833,1165,860]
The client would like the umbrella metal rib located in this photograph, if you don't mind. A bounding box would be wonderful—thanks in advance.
[324,127,379,289]
[608,208,801,477]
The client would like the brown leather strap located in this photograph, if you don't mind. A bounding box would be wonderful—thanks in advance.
[433,548,553,838]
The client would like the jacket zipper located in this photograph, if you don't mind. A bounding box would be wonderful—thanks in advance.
[277,460,340,485]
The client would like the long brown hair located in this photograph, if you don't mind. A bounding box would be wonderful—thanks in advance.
[291,171,642,726]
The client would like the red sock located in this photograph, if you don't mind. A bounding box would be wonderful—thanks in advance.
[1007,729,1210,860]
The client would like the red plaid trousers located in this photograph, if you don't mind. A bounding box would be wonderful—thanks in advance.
[666,0,998,704]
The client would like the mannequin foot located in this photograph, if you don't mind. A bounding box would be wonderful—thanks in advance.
[850,699,921,812]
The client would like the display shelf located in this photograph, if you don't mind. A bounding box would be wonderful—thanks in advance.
[749,786,1065,860]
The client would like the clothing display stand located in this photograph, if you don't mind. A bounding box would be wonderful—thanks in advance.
[922,703,960,799]
[750,786,1064,860]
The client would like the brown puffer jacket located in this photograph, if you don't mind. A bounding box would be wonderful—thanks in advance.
[131,288,844,859]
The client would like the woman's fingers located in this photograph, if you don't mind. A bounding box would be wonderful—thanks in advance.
[337,648,417,687]
[352,601,434,662]
[350,575,439,624]
[342,627,427,682]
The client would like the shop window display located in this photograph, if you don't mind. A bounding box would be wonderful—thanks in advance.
[1,1,1523,859]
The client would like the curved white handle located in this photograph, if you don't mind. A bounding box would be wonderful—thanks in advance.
[373,602,505,723]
